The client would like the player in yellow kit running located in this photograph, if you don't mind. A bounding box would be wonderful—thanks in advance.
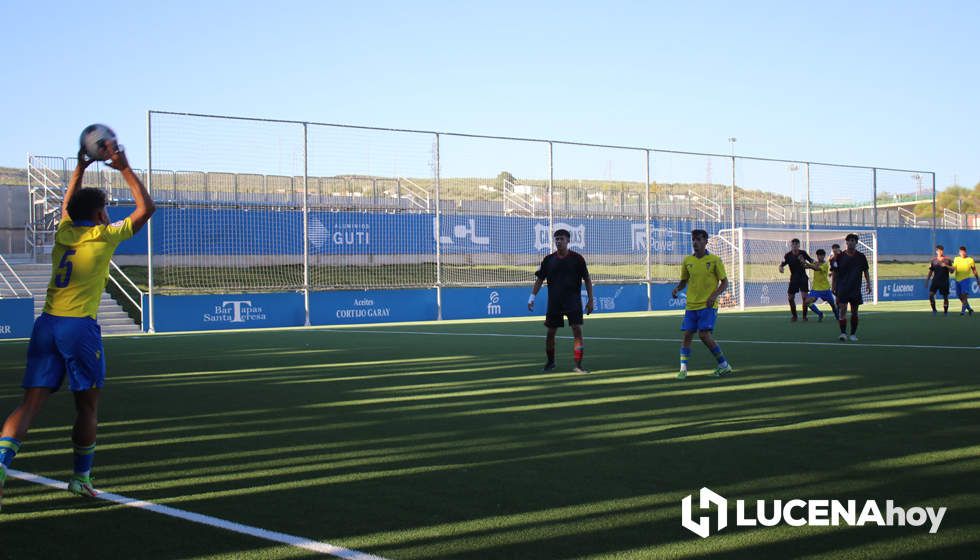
[952,246,979,316]
[804,249,839,322]
[672,229,733,379]
[0,140,155,510]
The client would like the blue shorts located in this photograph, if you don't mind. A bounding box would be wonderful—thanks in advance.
[23,314,105,393]
[956,279,975,296]
[681,308,718,332]
[809,290,835,303]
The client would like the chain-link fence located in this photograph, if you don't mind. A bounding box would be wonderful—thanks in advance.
[27,111,941,295]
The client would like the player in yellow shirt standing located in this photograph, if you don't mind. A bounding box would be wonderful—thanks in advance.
[672,229,733,379]
[0,140,154,509]
[952,246,979,316]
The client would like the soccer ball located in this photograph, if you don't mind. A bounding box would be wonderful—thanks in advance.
[79,124,117,161]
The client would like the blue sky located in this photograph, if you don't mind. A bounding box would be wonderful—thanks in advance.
[3,0,977,190]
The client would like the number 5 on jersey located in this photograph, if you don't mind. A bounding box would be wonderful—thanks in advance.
[55,249,77,288]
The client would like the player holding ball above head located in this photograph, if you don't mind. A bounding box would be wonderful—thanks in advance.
[834,233,871,342]
[529,229,594,374]
[0,128,155,510]
[673,229,733,380]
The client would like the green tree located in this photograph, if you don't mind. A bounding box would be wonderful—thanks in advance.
[496,171,517,188]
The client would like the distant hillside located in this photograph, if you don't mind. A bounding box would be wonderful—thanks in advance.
[0,167,28,186]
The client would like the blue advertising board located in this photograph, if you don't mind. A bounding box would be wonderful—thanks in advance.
[148,292,306,332]
[108,204,980,258]
[309,289,437,325]
[440,283,649,321]
[0,298,35,339]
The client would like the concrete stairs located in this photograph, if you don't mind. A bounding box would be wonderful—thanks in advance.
[6,259,142,335]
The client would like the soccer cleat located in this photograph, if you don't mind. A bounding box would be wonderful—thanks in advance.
[790,316,798,322]
[68,475,98,498]
[838,333,847,342]
[970,308,975,316]
[677,369,688,380]
[573,365,591,374]
[802,317,809,322]
[849,335,859,342]
[542,361,557,373]
[712,365,734,377]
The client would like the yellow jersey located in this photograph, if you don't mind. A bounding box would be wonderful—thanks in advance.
[953,256,976,282]
[681,252,727,310]
[812,261,831,291]
[44,217,134,319]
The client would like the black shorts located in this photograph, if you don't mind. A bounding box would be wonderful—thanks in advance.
[545,296,584,328]
[837,292,864,307]
[930,280,950,296]
[788,278,809,295]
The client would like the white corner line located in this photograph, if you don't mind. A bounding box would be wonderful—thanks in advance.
[6,469,390,560]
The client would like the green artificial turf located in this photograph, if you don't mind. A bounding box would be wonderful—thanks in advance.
[0,301,977,559]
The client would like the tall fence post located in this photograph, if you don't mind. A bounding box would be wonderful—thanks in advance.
[302,123,310,327]
[729,156,736,232]
[146,111,155,333]
[644,149,652,311]
[805,162,812,249]
[872,167,878,230]
[931,172,937,247]
[434,133,442,320]
[548,142,554,245]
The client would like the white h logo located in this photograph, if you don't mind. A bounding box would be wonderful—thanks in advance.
[682,487,728,538]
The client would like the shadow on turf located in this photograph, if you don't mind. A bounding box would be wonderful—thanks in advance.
[3,326,978,559]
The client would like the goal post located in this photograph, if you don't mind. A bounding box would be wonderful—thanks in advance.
[710,227,878,310]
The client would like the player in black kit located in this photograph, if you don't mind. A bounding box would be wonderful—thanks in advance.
[778,238,814,322]
[835,233,872,342]
[529,229,594,373]
[926,245,953,315]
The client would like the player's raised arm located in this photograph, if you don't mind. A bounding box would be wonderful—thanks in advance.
[62,149,96,221]
[105,140,155,233]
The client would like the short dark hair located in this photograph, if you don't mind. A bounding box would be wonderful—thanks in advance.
[936,244,944,250]
[960,246,967,252]
[66,188,108,222]
[790,238,800,244]
[816,249,826,256]
[691,229,708,241]
[831,243,840,249]
[553,229,570,239]
[845,233,859,242]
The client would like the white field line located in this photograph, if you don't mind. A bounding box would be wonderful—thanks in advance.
[6,469,390,560]
[325,329,980,351]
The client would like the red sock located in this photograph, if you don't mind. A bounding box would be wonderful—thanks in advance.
[574,344,583,363]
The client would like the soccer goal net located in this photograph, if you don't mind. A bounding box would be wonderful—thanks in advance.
[709,228,878,310]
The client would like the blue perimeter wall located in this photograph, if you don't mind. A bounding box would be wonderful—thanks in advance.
[140,278,977,333]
